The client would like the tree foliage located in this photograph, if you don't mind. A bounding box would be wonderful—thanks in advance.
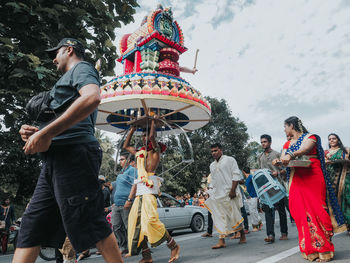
[245,141,263,169]
[0,0,138,203]
[95,129,118,182]
[159,97,250,196]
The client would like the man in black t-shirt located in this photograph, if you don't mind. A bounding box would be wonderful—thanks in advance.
[15,38,123,263]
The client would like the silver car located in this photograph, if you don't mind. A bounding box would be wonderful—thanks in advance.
[157,193,208,233]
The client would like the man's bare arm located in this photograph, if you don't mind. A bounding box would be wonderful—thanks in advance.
[123,126,136,155]
[179,66,198,74]
[23,84,100,155]
[124,184,137,209]
[149,118,158,150]
[293,139,316,157]
[44,84,100,137]
[128,184,137,200]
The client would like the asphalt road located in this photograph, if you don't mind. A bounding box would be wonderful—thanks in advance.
[1,219,349,263]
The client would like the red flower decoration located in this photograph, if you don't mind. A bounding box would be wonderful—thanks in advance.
[139,154,144,158]
[146,142,167,153]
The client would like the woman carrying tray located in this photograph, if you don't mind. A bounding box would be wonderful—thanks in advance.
[274,116,346,262]
[325,133,350,235]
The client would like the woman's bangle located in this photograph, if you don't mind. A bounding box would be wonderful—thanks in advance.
[287,151,295,159]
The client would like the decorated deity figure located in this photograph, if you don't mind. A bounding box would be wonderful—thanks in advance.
[158,8,174,38]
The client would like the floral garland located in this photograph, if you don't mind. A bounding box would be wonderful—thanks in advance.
[136,149,154,188]
[138,141,167,154]
[135,142,167,189]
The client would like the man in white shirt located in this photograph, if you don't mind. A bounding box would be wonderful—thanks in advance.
[205,143,246,249]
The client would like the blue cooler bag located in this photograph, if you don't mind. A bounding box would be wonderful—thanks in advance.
[252,169,286,208]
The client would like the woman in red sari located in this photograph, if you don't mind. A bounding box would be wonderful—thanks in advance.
[276,116,346,262]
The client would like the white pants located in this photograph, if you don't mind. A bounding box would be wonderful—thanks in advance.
[246,197,261,227]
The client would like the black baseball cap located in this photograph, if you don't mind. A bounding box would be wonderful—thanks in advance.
[46,38,85,59]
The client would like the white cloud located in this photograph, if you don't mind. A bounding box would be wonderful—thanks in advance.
[104,0,350,150]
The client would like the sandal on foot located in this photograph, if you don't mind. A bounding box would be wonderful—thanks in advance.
[167,239,180,263]
[212,243,226,249]
[78,251,91,261]
[264,236,275,243]
[279,235,288,240]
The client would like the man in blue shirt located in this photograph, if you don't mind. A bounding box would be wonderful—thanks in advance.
[243,167,262,232]
[111,153,137,255]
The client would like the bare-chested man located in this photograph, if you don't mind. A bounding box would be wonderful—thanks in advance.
[123,116,180,263]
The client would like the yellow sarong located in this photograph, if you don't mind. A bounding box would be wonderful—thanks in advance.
[128,149,167,255]
[128,194,167,255]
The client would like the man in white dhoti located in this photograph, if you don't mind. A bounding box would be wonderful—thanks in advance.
[205,143,246,249]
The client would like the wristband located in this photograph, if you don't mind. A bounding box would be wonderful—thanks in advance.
[127,198,132,202]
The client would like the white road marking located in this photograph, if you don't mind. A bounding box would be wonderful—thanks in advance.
[256,232,343,263]
[171,232,205,242]
[256,246,300,263]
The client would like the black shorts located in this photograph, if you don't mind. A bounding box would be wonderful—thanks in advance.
[16,141,112,253]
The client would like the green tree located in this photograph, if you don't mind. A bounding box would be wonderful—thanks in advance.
[0,0,138,204]
[159,97,250,196]
[95,129,118,182]
[245,141,263,169]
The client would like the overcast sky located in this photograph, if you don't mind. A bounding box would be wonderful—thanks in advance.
[103,0,350,150]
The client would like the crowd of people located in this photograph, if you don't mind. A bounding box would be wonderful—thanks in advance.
[198,117,349,262]
[5,37,348,263]
[97,116,350,263]
[175,193,207,207]
[4,120,350,263]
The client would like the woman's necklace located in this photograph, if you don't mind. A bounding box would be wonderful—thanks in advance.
[327,147,340,158]
[290,132,303,146]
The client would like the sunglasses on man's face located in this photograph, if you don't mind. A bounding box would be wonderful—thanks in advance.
[119,158,126,161]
